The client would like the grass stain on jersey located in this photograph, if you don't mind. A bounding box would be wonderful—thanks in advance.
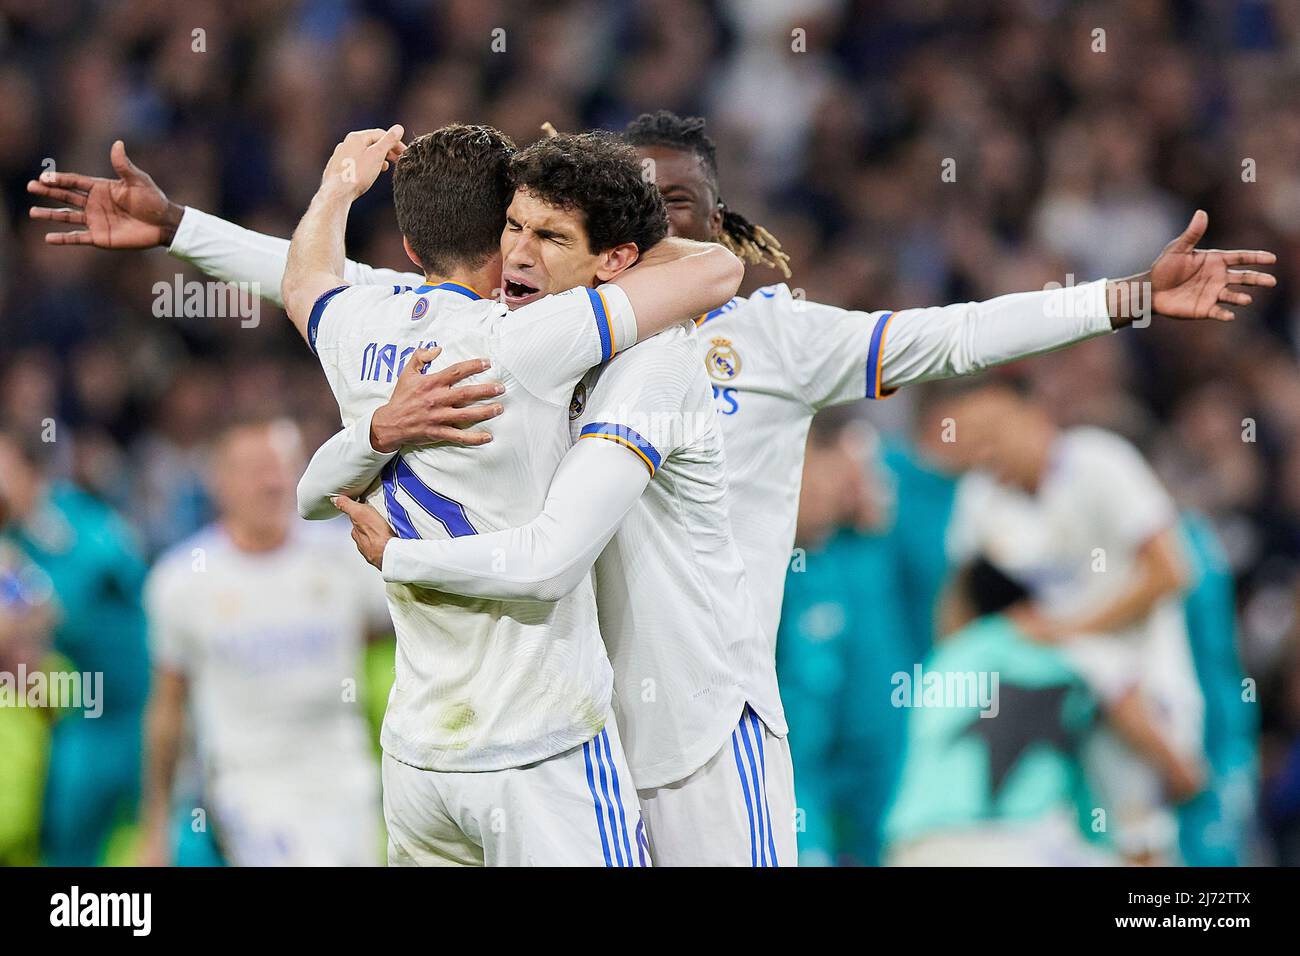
[438,701,478,734]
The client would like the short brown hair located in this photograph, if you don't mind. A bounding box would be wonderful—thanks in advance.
[508,132,667,255]
[393,124,516,276]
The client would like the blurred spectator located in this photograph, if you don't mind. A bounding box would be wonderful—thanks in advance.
[0,425,149,865]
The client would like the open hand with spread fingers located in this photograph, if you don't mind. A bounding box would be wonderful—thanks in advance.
[27,140,183,249]
[1108,209,1278,327]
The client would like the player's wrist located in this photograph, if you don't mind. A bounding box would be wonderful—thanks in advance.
[1106,273,1151,329]
[158,201,185,247]
[369,405,401,453]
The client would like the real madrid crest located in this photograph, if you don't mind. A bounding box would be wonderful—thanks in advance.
[706,336,740,382]
[569,380,587,420]
[411,296,429,320]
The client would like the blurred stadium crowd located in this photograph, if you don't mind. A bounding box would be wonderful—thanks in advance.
[2,0,1300,865]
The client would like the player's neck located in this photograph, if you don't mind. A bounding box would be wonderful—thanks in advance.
[423,267,499,301]
[222,519,290,555]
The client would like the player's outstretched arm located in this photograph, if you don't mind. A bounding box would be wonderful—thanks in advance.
[499,237,742,407]
[335,438,650,602]
[875,210,1277,395]
[282,126,405,339]
[611,236,743,341]
[786,210,1279,409]
[27,141,422,323]
[297,348,504,519]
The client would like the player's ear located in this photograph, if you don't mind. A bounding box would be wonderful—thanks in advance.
[709,201,725,241]
[593,242,640,282]
[402,235,424,273]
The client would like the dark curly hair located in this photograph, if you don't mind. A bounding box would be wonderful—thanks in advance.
[508,132,667,255]
[393,124,516,276]
[625,110,790,278]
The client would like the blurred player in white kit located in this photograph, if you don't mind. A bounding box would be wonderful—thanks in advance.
[944,379,1206,863]
[139,418,391,866]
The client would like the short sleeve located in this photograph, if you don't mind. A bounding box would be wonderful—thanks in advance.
[143,561,195,674]
[496,284,638,405]
[752,284,892,410]
[577,330,701,476]
[308,283,414,357]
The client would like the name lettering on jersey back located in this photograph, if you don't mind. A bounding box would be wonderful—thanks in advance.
[360,340,438,383]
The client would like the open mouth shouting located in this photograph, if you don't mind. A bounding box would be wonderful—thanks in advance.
[502,274,543,307]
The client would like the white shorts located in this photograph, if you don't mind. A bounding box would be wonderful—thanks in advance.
[1084,684,1204,861]
[637,705,797,867]
[211,764,382,867]
[382,716,648,867]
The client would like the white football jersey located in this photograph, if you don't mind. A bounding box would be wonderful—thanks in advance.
[571,323,780,788]
[311,280,638,771]
[692,284,891,645]
[145,521,386,790]
[694,281,1113,648]
[946,427,1203,719]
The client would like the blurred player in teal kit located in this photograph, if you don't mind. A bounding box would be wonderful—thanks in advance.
[0,427,150,865]
[880,385,964,663]
[776,410,911,865]
[1178,512,1257,865]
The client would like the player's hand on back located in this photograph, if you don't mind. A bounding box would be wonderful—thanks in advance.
[369,347,505,453]
[319,125,406,201]
[27,140,183,249]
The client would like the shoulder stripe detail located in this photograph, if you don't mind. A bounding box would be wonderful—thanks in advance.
[307,285,351,355]
[695,296,740,327]
[866,311,896,400]
[578,422,662,475]
[588,288,614,361]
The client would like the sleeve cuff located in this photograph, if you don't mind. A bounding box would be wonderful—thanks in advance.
[594,283,637,356]
[307,285,351,354]
[166,206,202,257]
[1080,278,1114,335]
[353,406,398,461]
[381,538,420,584]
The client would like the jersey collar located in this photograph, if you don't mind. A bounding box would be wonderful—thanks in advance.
[414,281,485,301]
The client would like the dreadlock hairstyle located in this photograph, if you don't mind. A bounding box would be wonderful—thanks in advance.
[624,110,792,278]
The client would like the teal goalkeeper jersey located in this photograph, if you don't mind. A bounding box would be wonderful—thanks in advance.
[3,483,150,719]
[883,614,1097,847]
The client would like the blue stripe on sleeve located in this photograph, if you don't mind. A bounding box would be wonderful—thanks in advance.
[307,285,351,356]
[587,288,613,362]
[865,310,895,399]
[577,422,662,475]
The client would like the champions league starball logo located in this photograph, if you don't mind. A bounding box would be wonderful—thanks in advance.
[706,337,740,382]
